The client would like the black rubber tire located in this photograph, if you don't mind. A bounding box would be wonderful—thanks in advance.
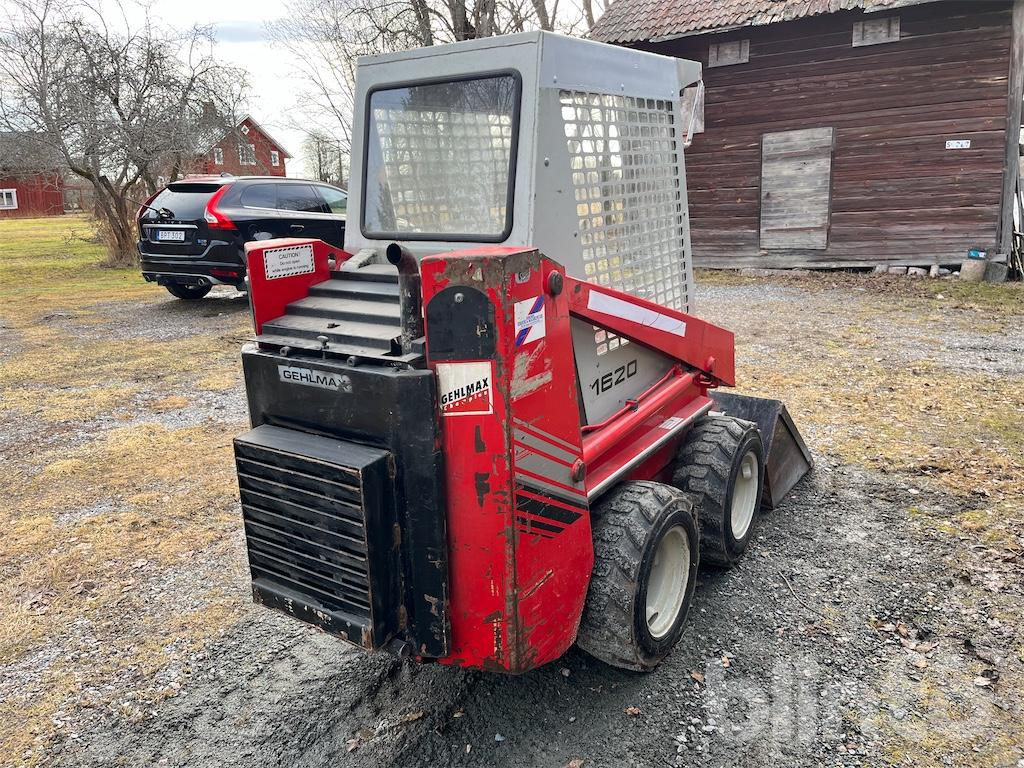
[575,481,700,672]
[672,415,764,569]
[165,282,212,300]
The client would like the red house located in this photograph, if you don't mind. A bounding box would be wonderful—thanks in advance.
[0,132,65,218]
[196,116,291,177]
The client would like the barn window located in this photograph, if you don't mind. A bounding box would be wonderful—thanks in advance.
[213,147,224,165]
[238,143,256,165]
[853,16,900,46]
[0,189,17,210]
[759,127,835,250]
[708,39,749,67]
[270,150,280,166]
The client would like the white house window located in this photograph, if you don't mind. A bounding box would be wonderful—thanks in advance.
[708,39,749,67]
[853,16,900,46]
[270,150,280,166]
[238,143,256,165]
[0,189,18,210]
[213,147,224,165]
[240,124,250,134]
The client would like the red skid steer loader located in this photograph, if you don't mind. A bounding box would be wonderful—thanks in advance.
[232,32,812,672]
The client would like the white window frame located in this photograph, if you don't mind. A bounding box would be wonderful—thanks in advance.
[853,16,900,47]
[0,188,18,210]
[270,150,280,166]
[708,39,749,68]
[238,143,256,166]
[213,147,224,165]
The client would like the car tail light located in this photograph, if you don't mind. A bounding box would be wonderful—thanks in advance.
[210,268,241,279]
[204,185,235,230]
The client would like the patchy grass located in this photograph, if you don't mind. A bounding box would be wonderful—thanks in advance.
[738,338,1024,557]
[742,359,1024,498]
[696,268,1024,318]
[0,216,250,766]
[150,395,190,412]
[0,215,151,307]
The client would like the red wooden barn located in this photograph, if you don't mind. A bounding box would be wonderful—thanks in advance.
[591,0,1024,269]
[0,133,64,218]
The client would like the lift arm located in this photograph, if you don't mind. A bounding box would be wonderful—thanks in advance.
[563,276,736,387]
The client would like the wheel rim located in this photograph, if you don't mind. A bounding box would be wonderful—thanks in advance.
[645,525,690,640]
[730,450,759,540]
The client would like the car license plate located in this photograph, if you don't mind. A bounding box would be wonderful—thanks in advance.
[157,230,185,242]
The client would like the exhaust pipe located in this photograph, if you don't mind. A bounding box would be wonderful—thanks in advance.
[386,243,424,356]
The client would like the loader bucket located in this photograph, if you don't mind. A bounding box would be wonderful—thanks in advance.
[709,392,813,510]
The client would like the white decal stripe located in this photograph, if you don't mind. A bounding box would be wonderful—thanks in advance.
[586,290,686,338]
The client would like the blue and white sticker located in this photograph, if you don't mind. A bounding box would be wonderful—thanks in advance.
[514,295,546,347]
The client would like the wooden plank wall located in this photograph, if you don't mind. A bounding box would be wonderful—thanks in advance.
[643,2,1014,268]
[0,174,65,218]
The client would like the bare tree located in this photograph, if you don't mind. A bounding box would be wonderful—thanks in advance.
[0,0,247,265]
[271,0,573,180]
[304,132,348,187]
[579,0,609,31]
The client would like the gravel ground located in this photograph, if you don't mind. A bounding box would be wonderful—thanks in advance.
[15,277,1024,768]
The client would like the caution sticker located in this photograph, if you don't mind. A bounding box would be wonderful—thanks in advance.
[436,361,493,416]
[264,243,315,280]
[514,295,546,347]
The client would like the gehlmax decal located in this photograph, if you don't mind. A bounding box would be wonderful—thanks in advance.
[278,365,345,391]
[436,361,493,416]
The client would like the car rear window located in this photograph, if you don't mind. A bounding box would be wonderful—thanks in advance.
[144,184,222,220]
[240,183,277,209]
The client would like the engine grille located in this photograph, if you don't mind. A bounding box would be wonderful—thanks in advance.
[233,424,398,648]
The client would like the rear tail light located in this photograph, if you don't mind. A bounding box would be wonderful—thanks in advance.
[210,268,241,279]
[204,185,235,230]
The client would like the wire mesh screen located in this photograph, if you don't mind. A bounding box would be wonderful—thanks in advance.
[560,91,690,318]
[364,75,518,239]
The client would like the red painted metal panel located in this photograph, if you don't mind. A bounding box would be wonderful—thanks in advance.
[422,247,592,673]
[244,238,348,334]
[583,387,714,498]
[565,275,736,386]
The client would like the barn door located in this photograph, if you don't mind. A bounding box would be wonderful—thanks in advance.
[759,127,835,250]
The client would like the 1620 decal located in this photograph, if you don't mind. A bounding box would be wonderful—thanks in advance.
[589,359,638,395]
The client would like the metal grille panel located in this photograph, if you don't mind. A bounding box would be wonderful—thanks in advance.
[559,90,691,316]
[234,425,398,647]
[236,442,373,618]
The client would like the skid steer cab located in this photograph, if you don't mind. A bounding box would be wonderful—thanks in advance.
[231,32,812,672]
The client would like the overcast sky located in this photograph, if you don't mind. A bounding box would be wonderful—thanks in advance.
[138,0,310,174]
[5,0,596,178]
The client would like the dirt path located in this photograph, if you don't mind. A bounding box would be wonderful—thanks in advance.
[7,273,1024,768]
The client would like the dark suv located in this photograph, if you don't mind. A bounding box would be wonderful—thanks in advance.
[137,176,347,299]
